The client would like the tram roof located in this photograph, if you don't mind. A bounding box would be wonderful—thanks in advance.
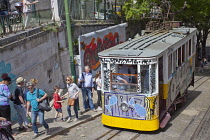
[98,28,197,58]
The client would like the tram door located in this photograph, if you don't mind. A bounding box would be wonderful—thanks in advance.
[158,56,165,116]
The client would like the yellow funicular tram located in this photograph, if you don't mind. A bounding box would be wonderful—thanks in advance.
[98,27,197,131]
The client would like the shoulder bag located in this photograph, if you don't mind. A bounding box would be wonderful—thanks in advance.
[93,79,97,90]
[36,89,52,112]
[68,98,75,106]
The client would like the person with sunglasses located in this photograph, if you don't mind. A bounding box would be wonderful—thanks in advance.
[61,76,80,122]
[0,73,13,134]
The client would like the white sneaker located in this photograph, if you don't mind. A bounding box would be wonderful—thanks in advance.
[32,133,38,139]
[73,118,78,122]
[92,109,97,112]
[97,107,102,111]
[66,117,72,123]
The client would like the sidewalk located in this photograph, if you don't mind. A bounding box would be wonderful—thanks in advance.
[12,90,102,140]
[195,62,210,76]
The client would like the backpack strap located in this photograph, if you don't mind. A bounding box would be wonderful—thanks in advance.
[81,72,85,87]
[36,88,40,99]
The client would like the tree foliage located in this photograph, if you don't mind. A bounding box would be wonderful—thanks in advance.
[123,0,210,57]
[173,0,210,57]
[123,0,151,20]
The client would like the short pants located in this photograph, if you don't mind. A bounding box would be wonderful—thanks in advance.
[55,108,62,113]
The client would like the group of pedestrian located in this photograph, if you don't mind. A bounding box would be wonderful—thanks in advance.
[53,65,102,124]
[0,65,103,139]
[0,73,49,139]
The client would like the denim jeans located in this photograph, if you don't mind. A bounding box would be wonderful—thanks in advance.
[14,104,29,126]
[67,98,79,118]
[31,110,49,134]
[97,90,102,107]
[81,87,94,110]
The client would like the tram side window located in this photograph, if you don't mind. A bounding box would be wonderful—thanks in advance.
[192,35,195,53]
[141,65,149,94]
[189,39,192,56]
[168,54,172,78]
[182,44,185,63]
[150,64,156,93]
[173,51,177,71]
[102,63,109,91]
[178,47,182,66]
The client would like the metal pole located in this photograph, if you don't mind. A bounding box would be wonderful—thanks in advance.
[94,0,96,18]
[104,0,106,20]
[115,0,116,13]
[64,0,76,81]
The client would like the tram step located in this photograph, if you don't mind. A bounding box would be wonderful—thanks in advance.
[160,112,171,129]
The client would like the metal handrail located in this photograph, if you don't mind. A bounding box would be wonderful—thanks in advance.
[0,8,53,37]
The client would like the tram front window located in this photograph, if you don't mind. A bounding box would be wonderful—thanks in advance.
[110,64,138,93]
[109,64,156,94]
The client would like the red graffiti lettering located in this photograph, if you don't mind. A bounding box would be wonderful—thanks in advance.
[81,32,121,70]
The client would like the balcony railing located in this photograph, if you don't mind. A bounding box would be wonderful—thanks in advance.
[0,9,53,37]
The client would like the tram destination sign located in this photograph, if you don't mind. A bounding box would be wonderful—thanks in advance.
[100,58,157,65]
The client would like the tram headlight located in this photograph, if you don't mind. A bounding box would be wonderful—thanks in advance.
[120,102,129,112]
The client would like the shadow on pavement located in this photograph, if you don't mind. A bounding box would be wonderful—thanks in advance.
[166,91,202,129]
[79,115,92,120]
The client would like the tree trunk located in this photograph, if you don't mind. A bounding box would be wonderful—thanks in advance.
[201,28,209,59]
[196,30,202,66]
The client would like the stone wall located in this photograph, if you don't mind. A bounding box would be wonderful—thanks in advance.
[0,23,117,95]
[0,27,70,95]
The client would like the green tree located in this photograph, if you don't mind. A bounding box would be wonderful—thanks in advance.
[123,0,151,20]
[175,0,210,58]
[123,0,210,58]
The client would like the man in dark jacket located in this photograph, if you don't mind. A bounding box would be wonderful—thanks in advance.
[0,0,11,34]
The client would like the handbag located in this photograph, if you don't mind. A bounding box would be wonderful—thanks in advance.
[68,98,75,106]
[36,89,52,112]
[77,73,84,88]
[93,81,97,90]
